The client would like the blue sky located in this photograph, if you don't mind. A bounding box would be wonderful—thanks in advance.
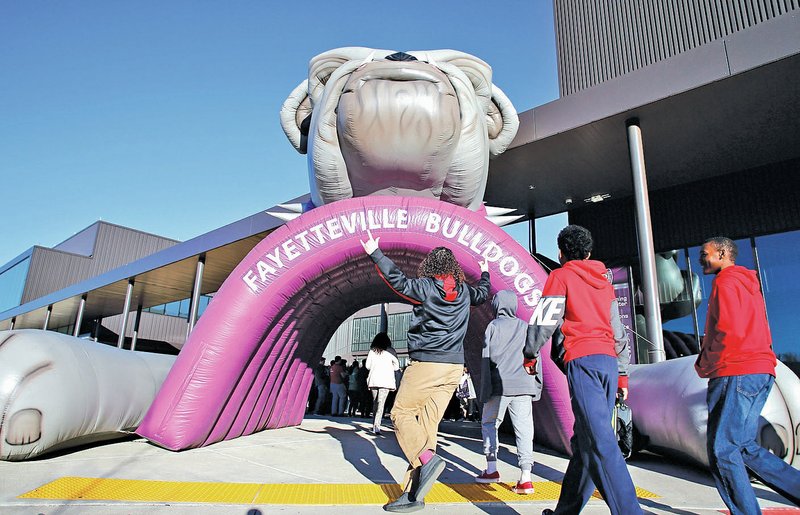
[0,1,562,266]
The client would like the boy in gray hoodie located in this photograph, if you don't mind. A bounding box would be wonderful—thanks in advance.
[476,289,542,494]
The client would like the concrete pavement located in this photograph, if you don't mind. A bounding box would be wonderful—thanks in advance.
[1,414,798,514]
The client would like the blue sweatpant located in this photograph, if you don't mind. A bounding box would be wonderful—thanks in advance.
[554,354,642,515]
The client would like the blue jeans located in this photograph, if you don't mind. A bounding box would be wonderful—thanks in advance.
[555,355,642,515]
[706,374,800,514]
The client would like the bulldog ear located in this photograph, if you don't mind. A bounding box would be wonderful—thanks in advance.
[308,47,394,106]
[280,80,312,154]
[486,84,519,156]
[409,50,493,111]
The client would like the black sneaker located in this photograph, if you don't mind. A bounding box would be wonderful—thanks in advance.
[414,454,445,501]
[383,492,424,513]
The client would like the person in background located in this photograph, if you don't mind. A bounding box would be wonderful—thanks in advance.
[455,366,477,421]
[366,332,400,435]
[313,357,329,415]
[361,230,490,513]
[476,289,542,496]
[357,358,371,418]
[525,225,641,515]
[329,357,347,416]
[696,236,800,513]
[347,360,362,417]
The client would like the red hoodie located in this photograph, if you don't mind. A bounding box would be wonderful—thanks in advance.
[525,260,631,388]
[695,265,776,379]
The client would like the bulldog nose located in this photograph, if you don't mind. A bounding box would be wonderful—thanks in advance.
[385,52,417,62]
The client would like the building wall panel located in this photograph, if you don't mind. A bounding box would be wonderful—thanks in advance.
[554,0,799,95]
[22,223,178,303]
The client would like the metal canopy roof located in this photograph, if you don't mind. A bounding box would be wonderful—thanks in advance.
[484,14,800,219]
[0,199,308,332]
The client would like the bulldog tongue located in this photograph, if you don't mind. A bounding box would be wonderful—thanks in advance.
[337,70,460,199]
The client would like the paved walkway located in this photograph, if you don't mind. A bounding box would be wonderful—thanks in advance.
[1,415,798,514]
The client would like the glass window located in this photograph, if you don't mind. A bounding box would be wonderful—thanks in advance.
[164,300,180,317]
[197,295,211,317]
[755,230,800,377]
[0,257,30,313]
[660,250,702,358]
[178,298,190,318]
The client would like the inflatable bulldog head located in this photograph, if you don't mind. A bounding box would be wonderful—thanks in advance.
[280,47,519,211]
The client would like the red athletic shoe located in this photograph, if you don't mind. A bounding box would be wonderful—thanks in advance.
[512,481,535,494]
[475,470,500,483]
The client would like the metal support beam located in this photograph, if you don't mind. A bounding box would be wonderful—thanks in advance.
[94,317,102,342]
[118,279,134,349]
[379,303,388,334]
[186,255,205,337]
[10,317,15,330]
[131,304,143,351]
[626,119,665,363]
[683,248,701,349]
[528,215,537,255]
[43,305,52,331]
[73,294,87,337]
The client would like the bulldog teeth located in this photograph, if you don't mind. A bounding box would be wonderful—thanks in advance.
[487,214,525,227]
[277,203,306,213]
[484,205,518,216]
[266,211,302,222]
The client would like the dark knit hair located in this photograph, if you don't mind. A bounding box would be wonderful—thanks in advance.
[417,246,466,288]
[704,236,738,262]
[557,225,594,261]
[370,332,392,354]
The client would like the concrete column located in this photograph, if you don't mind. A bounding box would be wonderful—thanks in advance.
[73,294,87,337]
[626,119,665,363]
[118,279,134,349]
[131,304,143,351]
[186,255,205,338]
[43,305,52,331]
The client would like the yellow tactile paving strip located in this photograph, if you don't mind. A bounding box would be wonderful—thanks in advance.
[20,477,659,505]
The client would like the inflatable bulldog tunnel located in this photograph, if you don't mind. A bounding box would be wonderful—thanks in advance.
[137,196,574,452]
[138,47,579,452]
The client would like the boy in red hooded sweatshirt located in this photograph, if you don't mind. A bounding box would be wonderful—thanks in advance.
[525,225,641,515]
[361,230,490,513]
[696,237,799,514]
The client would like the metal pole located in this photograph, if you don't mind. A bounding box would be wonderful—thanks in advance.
[186,255,205,337]
[528,215,537,255]
[379,303,388,334]
[131,304,143,351]
[750,237,769,325]
[73,294,87,337]
[43,305,52,331]
[626,119,665,363]
[10,317,15,330]
[118,279,134,349]
[683,248,701,349]
[94,317,102,342]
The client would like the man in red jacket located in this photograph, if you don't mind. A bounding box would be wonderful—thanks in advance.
[696,237,799,514]
[526,225,641,515]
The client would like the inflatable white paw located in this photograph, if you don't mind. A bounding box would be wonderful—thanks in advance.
[0,330,176,461]
[628,355,800,468]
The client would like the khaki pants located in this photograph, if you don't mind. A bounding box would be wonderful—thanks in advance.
[390,361,462,490]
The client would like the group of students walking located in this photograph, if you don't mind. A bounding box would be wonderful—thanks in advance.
[353,225,798,514]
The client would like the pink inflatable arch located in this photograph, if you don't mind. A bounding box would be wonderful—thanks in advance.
[138,196,573,453]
